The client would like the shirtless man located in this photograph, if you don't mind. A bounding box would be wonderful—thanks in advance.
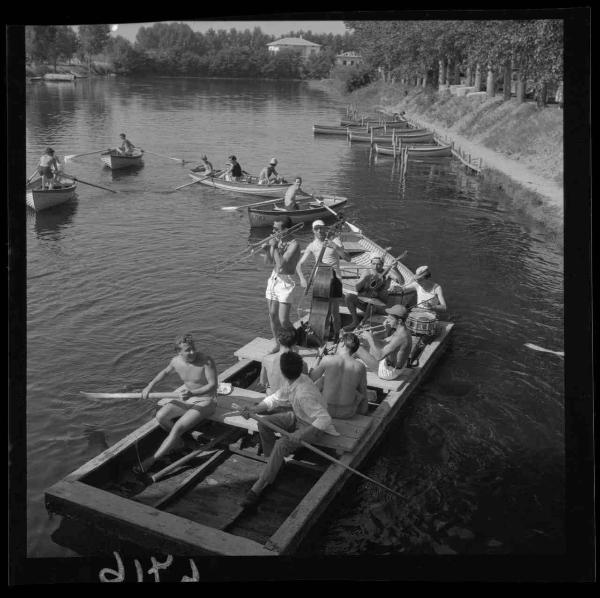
[37,147,61,189]
[258,158,280,185]
[263,216,302,353]
[309,332,368,418]
[116,133,135,156]
[223,155,245,181]
[191,154,214,175]
[296,219,350,339]
[259,327,307,394]
[134,334,218,474]
[356,304,412,381]
[283,177,303,210]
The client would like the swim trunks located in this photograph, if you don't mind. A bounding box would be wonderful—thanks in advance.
[265,271,296,303]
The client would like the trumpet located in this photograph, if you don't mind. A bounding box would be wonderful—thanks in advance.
[214,222,304,272]
[353,323,387,334]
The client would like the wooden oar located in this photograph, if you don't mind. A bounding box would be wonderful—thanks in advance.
[221,197,285,211]
[26,169,39,184]
[229,405,405,501]
[64,149,109,162]
[142,149,187,164]
[312,198,362,233]
[524,343,564,357]
[81,391,180,400]
[61,173,117,193]
[174,169,223,191]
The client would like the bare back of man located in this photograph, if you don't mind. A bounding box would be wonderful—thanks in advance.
[313,354,368,419]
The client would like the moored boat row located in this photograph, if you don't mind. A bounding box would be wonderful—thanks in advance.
[374,142,453,158]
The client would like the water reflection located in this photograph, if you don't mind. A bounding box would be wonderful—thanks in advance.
[108,164,145,181]
[31,200,78,240]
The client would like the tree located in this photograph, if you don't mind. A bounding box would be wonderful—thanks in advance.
[26,25,77,69]
[78,24,111,71]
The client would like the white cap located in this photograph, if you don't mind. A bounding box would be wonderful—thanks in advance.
[312,219,326,229]
[269,158,278,165]
[415,265,429,276]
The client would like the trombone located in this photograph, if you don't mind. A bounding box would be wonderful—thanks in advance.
[214,221,305,272]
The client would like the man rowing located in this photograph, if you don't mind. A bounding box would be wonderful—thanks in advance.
[309,332,368,419]
[37,147,61,189]
[263,216,302,354]
[222,155,245,181]
[282,176,303,210]
[239,351,339,508]
[258,158,281,185]
[133,334,218,475]
[115,133,135,156]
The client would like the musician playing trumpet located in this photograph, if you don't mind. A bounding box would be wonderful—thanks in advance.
[355,304,412,381]
[263,216,302,354]
[344,255,401,332]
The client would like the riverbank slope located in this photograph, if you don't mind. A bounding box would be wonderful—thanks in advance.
[311,79,563,232]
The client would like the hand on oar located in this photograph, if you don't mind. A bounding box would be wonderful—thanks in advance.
[64,149,110,162]
[62,173,117,193]
[174,169,223,191]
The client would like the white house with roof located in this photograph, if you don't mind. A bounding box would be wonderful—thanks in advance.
[335,51,363,67]
[267,37,321,60]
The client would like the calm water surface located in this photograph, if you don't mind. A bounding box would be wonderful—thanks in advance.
[25,77,564,558]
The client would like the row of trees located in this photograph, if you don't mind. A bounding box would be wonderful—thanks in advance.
[345,20,563,105]
[26,23,356,79]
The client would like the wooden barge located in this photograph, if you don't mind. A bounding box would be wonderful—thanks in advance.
[45,229,453,557]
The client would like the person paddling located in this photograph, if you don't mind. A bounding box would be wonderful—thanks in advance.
[37,147,61,189]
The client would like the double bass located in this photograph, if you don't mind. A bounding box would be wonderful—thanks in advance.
[300,219,345,347]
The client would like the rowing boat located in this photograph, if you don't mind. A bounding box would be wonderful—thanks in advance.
[45,224,453,557]
[313,124,367,135]
[101,149,144,170]
[26,177,77,211]
[348,130,432,144]
[340,117,407,127]
[189,172,299,197]
[374,143,453,158]
[247,195,348,227]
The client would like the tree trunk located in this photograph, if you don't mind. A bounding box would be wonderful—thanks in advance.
[438,59,446,88]
[445,60,452,86]
[516,77,525,103]
[486,65,495,98]
[474,63,482,91]
[503,61,512,101]
[422,73,427,87]
[466,65,473,86]
[454,61,461,85]
[536,81,547,108]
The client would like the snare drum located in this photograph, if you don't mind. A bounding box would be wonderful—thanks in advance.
[406,308,438,336]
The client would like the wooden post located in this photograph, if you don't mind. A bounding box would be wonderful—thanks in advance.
[370,128,373,145]
[503,60,512,101]
[393,140,396,160]
[474,63,482,91]
[438,59,445,88]
[392,129,395,148]
[486,64,495,98]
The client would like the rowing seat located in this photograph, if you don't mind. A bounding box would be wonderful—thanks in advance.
[234,336,408,393]
[211,388,372,453]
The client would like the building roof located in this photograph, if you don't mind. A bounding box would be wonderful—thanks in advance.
[267,37,321,47]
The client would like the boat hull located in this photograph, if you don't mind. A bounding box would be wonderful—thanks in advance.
[26,179,77,211]
[349,131,433,144]
[247,196,348,227]
[190,173,296,197]
[313,124,367,135]
[101,150,144,170]
[374,143,453,157]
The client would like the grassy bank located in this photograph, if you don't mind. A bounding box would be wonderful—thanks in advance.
[26,62,114,78]
[310,79,563,229]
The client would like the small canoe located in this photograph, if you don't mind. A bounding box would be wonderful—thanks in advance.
[340,117,407,127]
[45,222,453,558]
[247,195,348,227]
[313,124,367,135]
[26,177,77,211]
[189,172,299,197]
[43,73,76,81]
[374,143,453,157]
[348,130,434,144]
[101,149,144,170]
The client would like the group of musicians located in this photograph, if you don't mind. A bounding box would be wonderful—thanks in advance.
[261,214,447,378]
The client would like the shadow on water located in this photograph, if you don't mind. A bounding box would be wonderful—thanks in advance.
[29,200,79,240]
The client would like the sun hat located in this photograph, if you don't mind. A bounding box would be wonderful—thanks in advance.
[46,147,55,154]
[269,158,278,165]
[370,255,384,263]
[229,155,237,161]
[312,219,326,229]
[385,304,408,318]
[415,265,430,277]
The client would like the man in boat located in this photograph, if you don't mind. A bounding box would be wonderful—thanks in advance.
[282,176,303,210]
[344,255,393,332]
[259,327,308,394]
[37,147,61,189]
[355,304,412,381]
[258,158,281,185]
[296,219,350,340]
[239,351,339,508]
[222,155,245,181]
[309,332,368,419]
[263,216,302,354]
[133,334,218,475]
[191,154,214,175]
[115,133,135,156]
[390,265,446,366]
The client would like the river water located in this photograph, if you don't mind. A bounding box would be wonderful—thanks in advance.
[24,77,564,558]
